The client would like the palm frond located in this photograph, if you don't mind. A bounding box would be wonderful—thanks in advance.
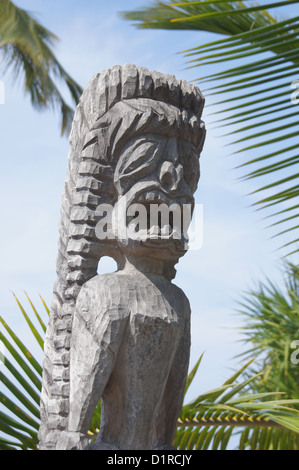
[236,261,299,397]
[0,294,46,449]
[1,294,299,449]
[176,355,299,450]
[0,0,83,136]
[122,0,299,255]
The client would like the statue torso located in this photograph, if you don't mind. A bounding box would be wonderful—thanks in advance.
[71,268,191,449]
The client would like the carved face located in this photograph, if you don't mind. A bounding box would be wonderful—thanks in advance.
[113,134,200,259]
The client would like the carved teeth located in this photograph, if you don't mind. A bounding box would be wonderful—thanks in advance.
[161,224,172,238]
[127,223,184,241]
[145,192,156,201]
[137,193,146,202]
[136,191,171,205]
[148,225,160,238]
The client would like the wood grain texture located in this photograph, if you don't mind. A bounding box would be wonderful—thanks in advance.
[39,64,205,450]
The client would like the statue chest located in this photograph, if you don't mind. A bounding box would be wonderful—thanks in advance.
[75,271,189,358]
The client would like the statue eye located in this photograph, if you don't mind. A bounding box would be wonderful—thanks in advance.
[118,141,159,176]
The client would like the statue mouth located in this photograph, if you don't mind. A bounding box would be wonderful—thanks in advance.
[135,188,193,207]
[125,189,191,250]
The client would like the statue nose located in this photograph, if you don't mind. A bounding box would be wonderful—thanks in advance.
[159,161,183,192]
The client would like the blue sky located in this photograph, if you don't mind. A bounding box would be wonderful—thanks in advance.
[0,0,297,411]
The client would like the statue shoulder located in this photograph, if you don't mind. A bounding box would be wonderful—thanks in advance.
[76,272,126,309]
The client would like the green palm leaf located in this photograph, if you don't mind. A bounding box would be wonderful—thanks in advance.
[0,0,83,136]
[1,294,299,449]
[175,356,299,450]
[236,262,299,396]
[0,294,46,449]
[122,0,299,255]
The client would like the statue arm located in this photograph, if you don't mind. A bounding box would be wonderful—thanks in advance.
[57,276,129,449]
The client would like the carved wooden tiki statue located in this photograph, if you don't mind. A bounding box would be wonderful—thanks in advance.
[39,64,205,450]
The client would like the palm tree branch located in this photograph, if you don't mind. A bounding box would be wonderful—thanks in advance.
[0,0,82,135]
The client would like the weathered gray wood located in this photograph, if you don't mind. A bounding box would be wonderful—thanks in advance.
[39,64,205,450]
